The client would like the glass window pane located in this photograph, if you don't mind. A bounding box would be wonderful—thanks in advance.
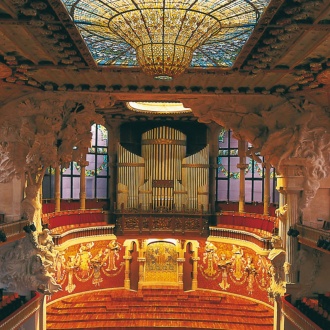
[245,180,252,203]
[252,180,263,202]
[97,125,108,147]
[62,177,72,199]
[96,178,108,198]
[217,180,228,201]
[86,177,95,198]
[72,162,80,175]
[72,177,80,199]
[229,178,239,201]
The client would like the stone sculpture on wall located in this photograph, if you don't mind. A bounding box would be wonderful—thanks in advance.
[267,236,286,301]
[0,231,61,295]
[0,93,112,294]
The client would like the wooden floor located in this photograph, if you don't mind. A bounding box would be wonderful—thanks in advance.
[46,288,274,330]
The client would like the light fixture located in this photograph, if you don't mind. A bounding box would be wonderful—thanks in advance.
[127,102,192,115]
[62,0,271,79]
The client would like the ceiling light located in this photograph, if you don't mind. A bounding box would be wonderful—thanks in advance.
[127,102,192,114]
[63,0,271,78]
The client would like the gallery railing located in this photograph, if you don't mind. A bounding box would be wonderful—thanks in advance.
[114,209,209,236]
[281,294,322,330]
[209,226,272,250]
[0,292,41,330]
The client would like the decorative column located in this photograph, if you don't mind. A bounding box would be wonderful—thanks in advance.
[106,120,121,220]
[137,257,146,290]
[191,255,200,290]
[54,165,61,213]
[177,257,185,290]
[207,123,222,216]
[79,161,88,210]
[39,294,47,330]
[237,140,248,213]
[123,255,132,289]
[276,161,305,284]
[268,236,286,330]
[263,162,271,216]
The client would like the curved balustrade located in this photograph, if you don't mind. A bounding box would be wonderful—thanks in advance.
[0,292,41,330]
[51,224,115,246]
[217,211,276,234]
[282,295,323,330]
[42,209,107,229]
[209,226,272,250]
[42,199,109,214]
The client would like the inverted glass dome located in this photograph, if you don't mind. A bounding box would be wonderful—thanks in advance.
[62,0,271,77]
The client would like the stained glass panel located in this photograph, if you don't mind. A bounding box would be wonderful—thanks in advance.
[61,0,271,69]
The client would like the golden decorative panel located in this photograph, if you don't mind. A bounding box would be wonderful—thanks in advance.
[145,241,177,282]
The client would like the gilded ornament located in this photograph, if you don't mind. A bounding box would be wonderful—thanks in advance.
[0,62,12,79]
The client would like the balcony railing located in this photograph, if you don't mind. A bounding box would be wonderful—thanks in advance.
[296,224,330,254]
[0,292,41,330]
[282,294,322,330]
[209,226,272,250]
[0,219,28,240]
[51,224,115,246]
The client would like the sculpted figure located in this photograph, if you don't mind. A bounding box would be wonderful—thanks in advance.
[0,231,61,295]
[275,204,288,222]
[267,236,286,301]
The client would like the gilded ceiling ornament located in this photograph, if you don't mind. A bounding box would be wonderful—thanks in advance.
[317,69,330,85]
[61,0,271,79]
[0,62,12,79]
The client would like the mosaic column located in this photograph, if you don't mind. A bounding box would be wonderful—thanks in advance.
[79,161,88,210]
[123,255,132,289]
[237,140,248,213]
[137,257,146,289]
[54,165,61,213]
[263,162,271,216]
[277,193,287,248]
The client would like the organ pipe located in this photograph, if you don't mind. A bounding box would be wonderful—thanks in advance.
[117,126,209,212]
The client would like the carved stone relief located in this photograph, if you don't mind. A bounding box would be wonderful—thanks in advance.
[0,231,61,295]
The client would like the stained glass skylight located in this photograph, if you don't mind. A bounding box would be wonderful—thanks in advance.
[61,0,271,77]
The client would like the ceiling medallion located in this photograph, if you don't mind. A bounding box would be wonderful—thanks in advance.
[62,0,271,79]
[126,102,192,114]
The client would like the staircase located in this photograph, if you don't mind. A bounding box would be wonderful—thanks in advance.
[47,288,274,329]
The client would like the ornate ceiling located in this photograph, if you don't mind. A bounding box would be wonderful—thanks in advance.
[0,0,329,118]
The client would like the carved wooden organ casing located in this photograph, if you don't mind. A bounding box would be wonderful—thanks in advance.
[117,126,209,211]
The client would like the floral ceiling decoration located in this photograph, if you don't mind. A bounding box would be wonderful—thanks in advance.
[61,0,271,78]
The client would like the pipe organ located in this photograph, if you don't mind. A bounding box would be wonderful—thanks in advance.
[117,126,209,212]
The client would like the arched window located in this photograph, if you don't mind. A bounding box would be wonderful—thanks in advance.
[42,124,109,200]
[216,129,278,204]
